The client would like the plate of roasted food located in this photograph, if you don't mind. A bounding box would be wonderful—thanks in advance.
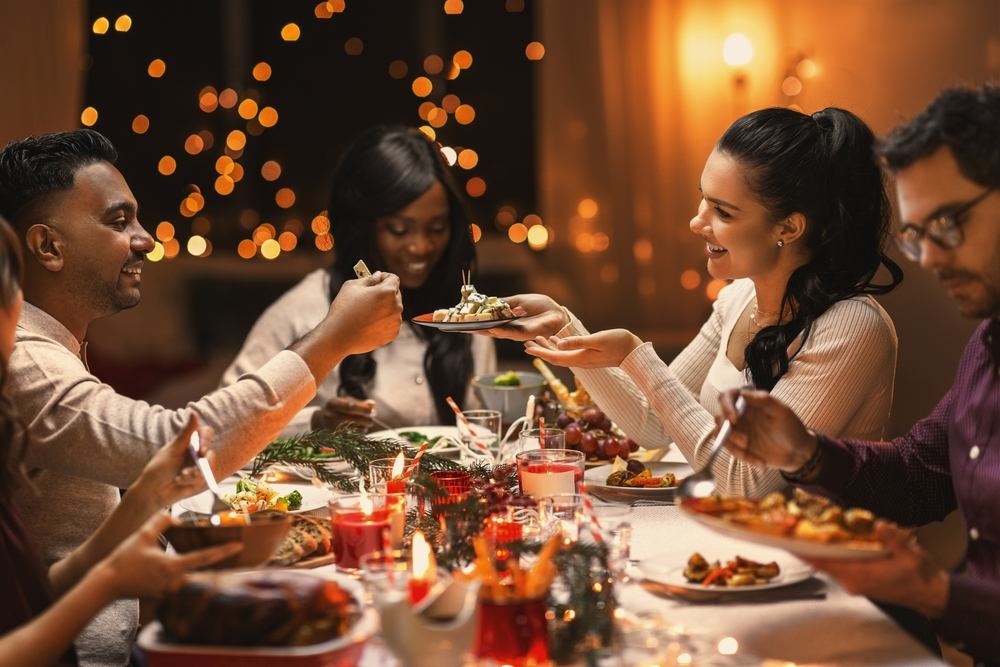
[412,275,521,332]
[178,477,329,515]
[584,457,693,502]
[680,488,889,560]
[139,570,376,667]
[640,552,813,594]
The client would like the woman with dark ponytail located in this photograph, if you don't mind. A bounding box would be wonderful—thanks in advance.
[491,106,902,497]
[223,126,496,431]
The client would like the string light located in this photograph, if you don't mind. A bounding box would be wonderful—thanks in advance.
[281,23,301,41]
[314,2,334,19]
[680,269,701,290]
[258,106,279,127]
[723,33,753,66]
[457,149,478,169]
[411,77,433,97]
[261,160,282,181]
[525,41,545,61]
[157,156,176,175]
[454,104,475,124]
[453,50,473,69]
[80,107,98,126]
[252,62,272,81]
[345,37,364,55]
[443,0,464,14]
[508,223,528,243]
[92,17,109,34]
[147,59,166,77]
[237,239,257,259]
[423,55,444,74]
[187,235,208,256]
[275,188,296,208]
[388,60,408,79]
[466,177,486,197]
[131,114,150,134]
[577,198,598,218]
[218,88,238,109]
[155,221,175,241]
[278,231,298,251]
[147,242,165,262]
[260,238,281,259]
[238,98,259,120]
[114,15,132,32]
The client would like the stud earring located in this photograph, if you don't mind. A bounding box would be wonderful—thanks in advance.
[777,239,785,248]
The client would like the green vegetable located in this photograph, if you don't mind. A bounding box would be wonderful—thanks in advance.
[493,370,521,386]
[281,490,303,510]
[235,478,255,494]
[397,431,443,448]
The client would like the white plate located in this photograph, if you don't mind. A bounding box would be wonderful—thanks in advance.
[639,558,814,593]
[681,508,889,561]
[177,478,331,515]
[411,313,522,332]
[368,425,467,457]
[584,461,694,502]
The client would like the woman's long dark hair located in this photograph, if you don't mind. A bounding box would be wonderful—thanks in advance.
[718,107,903,390]
[0,216,26,499]
[327,126,476,422]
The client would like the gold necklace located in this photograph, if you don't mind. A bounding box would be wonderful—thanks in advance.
[748,301,778,334]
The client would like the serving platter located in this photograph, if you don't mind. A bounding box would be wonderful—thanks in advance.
[638,558,814,594]
[177,479,330,515]
[411,312,522,332]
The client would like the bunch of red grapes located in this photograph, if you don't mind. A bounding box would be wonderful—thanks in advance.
[557,408,639,462]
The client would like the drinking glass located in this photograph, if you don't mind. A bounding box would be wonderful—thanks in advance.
[539,493,585,541]
[328,492,389,572]
[457,409,502,455]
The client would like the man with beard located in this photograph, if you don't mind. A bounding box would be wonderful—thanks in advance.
[718,84,1000,666]
[0,129,403,666]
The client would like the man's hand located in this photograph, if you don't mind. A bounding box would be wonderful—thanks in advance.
[523,329,644,369]
[96,513,242,600]
[129,414,211,509]
[328,272,403,355]
[717,389,817,471]
[802,522,949,618]
[311,397,375,431]
[479,294,569,341]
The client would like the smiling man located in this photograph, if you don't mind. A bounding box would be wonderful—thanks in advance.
[717,84,1000,666]
[0,129,403,666]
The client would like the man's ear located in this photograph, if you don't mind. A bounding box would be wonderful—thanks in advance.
[24,224,65,272]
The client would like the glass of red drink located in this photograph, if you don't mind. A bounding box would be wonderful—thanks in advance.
[515,449,584,500]
[475,595,550,665]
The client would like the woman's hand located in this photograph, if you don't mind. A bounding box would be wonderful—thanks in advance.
[479,294,570,341]
[523,329,644,369]
[129,414,211,509]
[96,513,242,600]
[312,397,376,431]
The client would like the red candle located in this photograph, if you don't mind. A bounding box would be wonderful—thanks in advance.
[408,578,431,605]
[331,508,389,571]
[516,449,585,499]
[386,478,406,495]
[409,530,436,606]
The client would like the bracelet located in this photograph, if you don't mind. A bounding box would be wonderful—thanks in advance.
[781,437,823,483]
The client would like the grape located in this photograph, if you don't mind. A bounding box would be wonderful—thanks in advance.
[580,431,598,455]
[602,438,620,459]
[623,438,639,453]
[581,408,605,427]
[564,423,582,446]
[598,417,613,432]
[626,459,645,474]
[556,413,573,429]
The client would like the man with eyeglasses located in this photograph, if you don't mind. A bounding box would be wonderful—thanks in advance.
[717,84,1000,666]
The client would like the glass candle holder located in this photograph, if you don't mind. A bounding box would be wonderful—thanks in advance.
[457,409,502,454]
[359,548,411,599]
[369,456,412,493]
[328,493,389,572]
[371,481,408,549]
[475,595,550,666]
[516,448,584,499]
[429,469,472,517]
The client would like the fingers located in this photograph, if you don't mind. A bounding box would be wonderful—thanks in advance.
[325,397,375,417]
[144,511,177,537]
[554,336,588,350]
[176,541,244,571]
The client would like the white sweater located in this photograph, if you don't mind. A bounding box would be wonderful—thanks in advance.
[222,269,497,432]
[564,278,898,497]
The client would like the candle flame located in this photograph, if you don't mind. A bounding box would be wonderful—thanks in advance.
[411,530,436,581]
[358,477,373,516]
[391,451,406,479]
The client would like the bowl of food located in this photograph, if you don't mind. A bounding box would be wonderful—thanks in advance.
[471,371,546,425]
[165,511,292,569]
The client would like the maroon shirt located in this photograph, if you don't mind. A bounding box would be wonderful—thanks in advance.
[0,491,77,666]
[814,318,1000,665]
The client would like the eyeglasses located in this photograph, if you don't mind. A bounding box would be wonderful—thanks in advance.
[895,189,993,262]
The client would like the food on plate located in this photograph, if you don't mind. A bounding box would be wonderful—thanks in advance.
[493,370,522,386]
[553,403,639,463]
[158,570,359,646]
[432,275,516,323]
[532,359,592,412]
[269,515,334,566]
[225,477,303,513]
[604,457,678,487]
[353,259,372,278]
[396,430,445,448]
[682,552,781,587]
[682,488,880,545]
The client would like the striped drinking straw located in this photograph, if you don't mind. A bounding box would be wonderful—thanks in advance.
[445,396,495,458]
[577,481,605,544]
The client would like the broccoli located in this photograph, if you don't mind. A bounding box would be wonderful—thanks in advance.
[280,490,303,510]
[235,478,255,494]
[493,370,521,386]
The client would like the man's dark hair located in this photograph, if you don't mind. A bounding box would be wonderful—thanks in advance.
[0,129,118,226]
[879,84,1000,188]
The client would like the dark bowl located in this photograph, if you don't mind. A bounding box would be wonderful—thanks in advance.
[166,511,292,569]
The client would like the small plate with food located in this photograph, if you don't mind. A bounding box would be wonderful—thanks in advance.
[412,274,521,332]
[639,552,814,594]
[178,477,330,515]
[680,488,889,560]
[584,458,693,502]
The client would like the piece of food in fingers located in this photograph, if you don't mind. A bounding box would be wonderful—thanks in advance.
[353,259,372,278]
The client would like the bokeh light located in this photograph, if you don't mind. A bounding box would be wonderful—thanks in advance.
[131,114,150,134]
[466,177,486,197]
[453,50,473,69]
[578,198,598,218]
[218,88,238,109]
[92,17,109,34]
[345,37,364,55]
[680,269,702,290]
[525,41,545,60]
[258,106,279,127]
[147,59,166,78]
[443,0,464,14]
[275,188,296,209]
[260,238,281,259]
[278,231,298,251]
[187,235,208,257]
[281,23,301,41]
[527,224,549,250]
[155,221,175,241]
[114,15,132,32]
[146,242,165,262]
[454,104,475,124]
[633,238,653,263]
[226,130,247,151]
[184,134,204,155]
[723,32,753,66]
[388,60,408,79]
[157,155,176,175]
[238,98,259,120]
[423,54,444,74]
[252,61,272,81]
[508,223,528,243]
[411,76,433,97]
[469,223,482,243]
[261,160,282,181]
[237,239,257,259]
[457,148,478,169]
[80,106,98,126]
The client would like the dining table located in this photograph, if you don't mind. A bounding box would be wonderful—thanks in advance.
[172,445,945,666]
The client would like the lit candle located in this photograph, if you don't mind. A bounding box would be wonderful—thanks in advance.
[386,451,406,495]
[408,530,436,605]
[330,481,390,571]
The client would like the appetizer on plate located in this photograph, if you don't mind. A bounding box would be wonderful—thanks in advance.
[682,488,879,545]
[269,515,335,567]
[225,478,303,513]
[432,271,516,323]
[605,458,678,488]
[683,552,780,587]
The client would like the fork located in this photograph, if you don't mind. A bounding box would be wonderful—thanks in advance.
[187,430,231,516]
